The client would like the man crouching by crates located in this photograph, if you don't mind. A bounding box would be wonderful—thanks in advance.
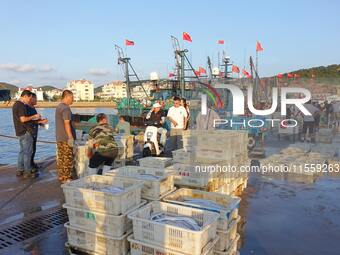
[87,113,118,175]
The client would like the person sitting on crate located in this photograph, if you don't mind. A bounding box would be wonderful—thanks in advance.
[87,113,118,175]
[145,102,168,149]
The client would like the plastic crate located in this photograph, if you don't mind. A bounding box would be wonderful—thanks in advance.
[214,216,240,252]
[166,163,223,189]
[128,234,219,255]
[105,166,175,200]
[62,175,143,215]
[65,222,130,255]
[63,200,147,238]
[214,234,239,255]
[138,157,173,168]
[128,201,219,255]
[163,188,240,231]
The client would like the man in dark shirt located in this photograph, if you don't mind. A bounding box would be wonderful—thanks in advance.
[55,90,75,183]
[145,102,167,148]
[12,90,41,178]
[26,93,48,170]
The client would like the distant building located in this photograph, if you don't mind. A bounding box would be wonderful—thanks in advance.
[16,86,44,101]
[45,89,62,100]
[101,81,127,100]
[131,82,154,99]
[66,79,94,101]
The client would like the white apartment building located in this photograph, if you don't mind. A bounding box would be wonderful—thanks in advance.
[66,79,94,101]
[16,86,44,101]
[101,81,127,100]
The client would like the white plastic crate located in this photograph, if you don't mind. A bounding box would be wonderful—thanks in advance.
[138,157,173,168]
[106,166,175,200]
[167,163,223,189]
[128,234,219,255]
[163,188,240,231]
[62,175,143,215]
[128,201,219,255]
[63,200,147,238]
[214,234,239,255]
[65,223,130,255]
[215,216,240,252]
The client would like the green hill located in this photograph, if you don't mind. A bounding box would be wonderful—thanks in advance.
[0,82,18,96]
[283,64,340,82]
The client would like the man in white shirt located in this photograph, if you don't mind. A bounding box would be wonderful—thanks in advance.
[167,97,188,150]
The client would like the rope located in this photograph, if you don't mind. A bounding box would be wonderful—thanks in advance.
[0,134,56,144]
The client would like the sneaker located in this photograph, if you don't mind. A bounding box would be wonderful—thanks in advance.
[16,170,24,177]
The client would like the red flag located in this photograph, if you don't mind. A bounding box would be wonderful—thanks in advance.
[232,65,240,73]
[168,72,175,77]
[287,73,294,78]
[194,70,201,76]
[256,41,263,52]
[199,66,206,74]
[242,69,251,78]
[125,39,134,46]
[217,40,224,44]
[182,32,192,42]
[277,73,283,78]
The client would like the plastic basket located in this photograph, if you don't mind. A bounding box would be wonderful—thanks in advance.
[215,216,240,252]
[63,200,147,238]
[105,166,175,200]
[166,163,223,189]
[65,222,130,255]
[163,188,240,231]
[128,201,219,255]
[62,175,143,215]
[214,234,239,255]
[128,234,219,255]
[138,157,173,168]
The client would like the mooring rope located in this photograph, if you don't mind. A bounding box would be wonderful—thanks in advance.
[0,134,56,144]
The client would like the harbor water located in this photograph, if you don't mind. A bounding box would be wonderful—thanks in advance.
[0,108,117,165]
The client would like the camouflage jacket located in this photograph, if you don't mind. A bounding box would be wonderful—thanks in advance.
[88,123,118,154]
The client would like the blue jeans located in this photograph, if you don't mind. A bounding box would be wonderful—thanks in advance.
[18,132,34,173]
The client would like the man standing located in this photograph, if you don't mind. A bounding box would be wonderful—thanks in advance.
[26,93,48,170]
[55,90,75,183]
[87,113,118,175]
[115,116,131,134]
[12,90,41,178]
[167,97,188,150]
[302,100,320,142]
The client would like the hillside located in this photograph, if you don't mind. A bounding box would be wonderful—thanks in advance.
[0,82,18,95]
[283,64,340,81]
[37,85,60,91]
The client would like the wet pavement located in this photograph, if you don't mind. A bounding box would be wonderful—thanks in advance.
[1,142,340,255]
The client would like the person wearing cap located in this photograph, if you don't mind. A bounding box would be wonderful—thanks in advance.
[145,102,167,149]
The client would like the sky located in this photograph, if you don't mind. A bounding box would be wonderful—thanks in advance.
[0,0,339,88]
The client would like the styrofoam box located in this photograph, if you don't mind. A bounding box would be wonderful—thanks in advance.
[128,234,219,255]
[128,201,219,255]
[65,222,130,255]
[172,149,227,164]
[138,157,173,168]
[214,233,239,255]
[214,216,240,252]
[105,166,175,200]
[63,200,147,238]
[62,175,143,215]
[163,188,240,231]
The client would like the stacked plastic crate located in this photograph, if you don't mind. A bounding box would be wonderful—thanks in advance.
[105,164,175,201]
[169,130,249,195]
[164,188,241,255]
[62,175,144,255]
[127,201,220,255]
